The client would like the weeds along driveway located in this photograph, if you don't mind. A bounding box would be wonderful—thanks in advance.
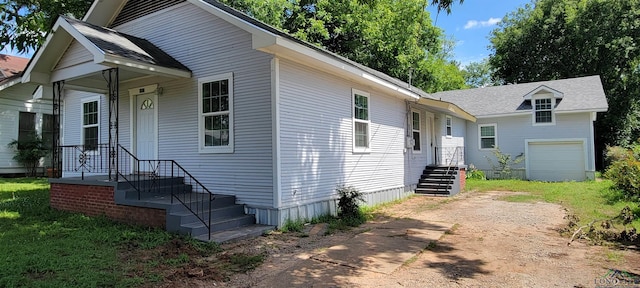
[219,191,640,288]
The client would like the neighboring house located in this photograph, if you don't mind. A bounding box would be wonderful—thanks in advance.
[21,0,473,239]
[435,76,608,182]
[0,54,53,175]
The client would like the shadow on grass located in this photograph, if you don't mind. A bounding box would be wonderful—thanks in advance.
[0,180,176,287]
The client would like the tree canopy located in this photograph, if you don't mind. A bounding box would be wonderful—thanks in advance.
[219,0,466,92]
[1,0,466,93]
[0,0,92,53]
[489,0,640,148]
[462,58,499,88]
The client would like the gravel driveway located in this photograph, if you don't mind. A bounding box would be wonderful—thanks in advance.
[196,191,640,287]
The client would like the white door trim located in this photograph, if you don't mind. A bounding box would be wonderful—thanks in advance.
[524,138,587,180]
[129,84,159,161]
[426,112,435,165]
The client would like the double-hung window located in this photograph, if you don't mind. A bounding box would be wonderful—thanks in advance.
[412,111,421,152]
[18,112,36,149]
[445,116,452,137]
[199,73,234,153]
[534,98,553,124]
[352,89,370,152]
[479,124,497,150]
[82,98,99,150]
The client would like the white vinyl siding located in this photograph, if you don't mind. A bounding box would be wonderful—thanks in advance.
[279,59,416,208]
[466,113,596,177]
[112,2,274,207]
[198,73,234,153]
[412,110,421,152]
[54,40,94,70]
[352,89,370,152]
[0,85,53,173]
[479,124,497,150]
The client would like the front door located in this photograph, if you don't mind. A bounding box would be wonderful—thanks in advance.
[426,112,435,165]
[135,93,157,172]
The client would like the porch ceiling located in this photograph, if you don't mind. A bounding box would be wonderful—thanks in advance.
[416,98,476,122]
[22,16,191,88]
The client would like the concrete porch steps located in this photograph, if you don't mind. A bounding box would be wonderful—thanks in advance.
[415,166,460,196]
[114,177,274,242]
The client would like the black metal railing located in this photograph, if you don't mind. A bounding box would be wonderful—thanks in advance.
[117,145,215,240]
[59,144,110,179]
[436,146,464,193]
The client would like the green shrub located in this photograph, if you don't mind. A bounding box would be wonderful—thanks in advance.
[605,145,640,200]
[485,146,524,179]
[280,218,305,233]
[336,185,364,220]
[466,164,486,180]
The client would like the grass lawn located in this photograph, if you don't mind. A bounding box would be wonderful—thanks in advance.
[0,178,238,287]
[466,178,640,231]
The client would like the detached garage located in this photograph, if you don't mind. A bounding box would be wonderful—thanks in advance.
[526,140,587,182]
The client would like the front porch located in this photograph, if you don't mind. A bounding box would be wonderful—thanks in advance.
[22,16,273,242]
[50,172,274,242]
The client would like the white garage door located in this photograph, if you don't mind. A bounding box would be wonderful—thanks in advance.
[528,141,585,181]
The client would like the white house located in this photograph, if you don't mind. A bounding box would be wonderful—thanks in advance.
[21,0,476,239]
[435,76,608,181]
[19,0,608,241]
[0,55,53,175]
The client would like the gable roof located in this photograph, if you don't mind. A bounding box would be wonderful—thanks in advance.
[0,54,29,81]
[433,76,608,118]
[63,16,190,72]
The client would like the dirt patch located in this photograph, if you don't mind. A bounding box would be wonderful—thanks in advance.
[132,191,640,287]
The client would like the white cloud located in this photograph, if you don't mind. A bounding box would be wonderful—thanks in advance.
[464,17,501,29]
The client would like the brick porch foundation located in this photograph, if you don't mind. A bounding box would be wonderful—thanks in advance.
[50,183,165,228]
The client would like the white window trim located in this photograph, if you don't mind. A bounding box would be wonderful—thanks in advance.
[478,123,497,150]
[352,89,371,153]
[411,109,422,153]
[81,96,100,152]
[198,72,234,154]
[445,115,453,138]
[532,96,556,126]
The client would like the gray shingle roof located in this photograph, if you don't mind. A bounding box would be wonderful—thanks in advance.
[433,76,608,117]
[64,16,190,72]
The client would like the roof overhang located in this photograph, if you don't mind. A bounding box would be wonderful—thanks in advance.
[22,16,191,88]
[417,98,476,122]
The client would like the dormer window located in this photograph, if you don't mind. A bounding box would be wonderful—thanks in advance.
[534,98,553,123]
[523,85,562,126]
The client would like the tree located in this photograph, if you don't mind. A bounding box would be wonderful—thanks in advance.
[489,0,640,154]
[0,0,92,53]
[219,0,467,92]
[462,58,500,88]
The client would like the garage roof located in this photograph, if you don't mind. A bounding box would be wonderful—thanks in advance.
[433,76,608,117]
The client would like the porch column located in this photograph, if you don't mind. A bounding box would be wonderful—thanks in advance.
[104,68,119,181]
[52,81,64,178]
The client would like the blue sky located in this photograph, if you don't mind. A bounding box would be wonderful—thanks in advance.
[427,0,532,67]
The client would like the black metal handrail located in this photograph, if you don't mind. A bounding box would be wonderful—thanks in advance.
[117,145,215,240]
[438,146,464,193]
[59,144,110,179]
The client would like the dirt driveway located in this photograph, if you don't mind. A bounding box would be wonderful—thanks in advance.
[201,191,639,287]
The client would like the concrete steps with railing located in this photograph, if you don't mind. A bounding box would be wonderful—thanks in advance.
[114,176,274,242]
[415,166,460,196]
